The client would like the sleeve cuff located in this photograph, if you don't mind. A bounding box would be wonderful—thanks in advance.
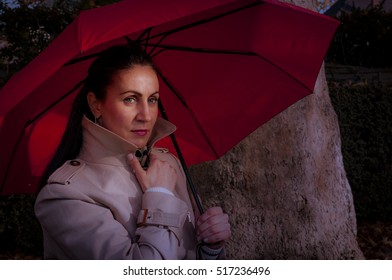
[145,187,174,196]
[198,244,223,260]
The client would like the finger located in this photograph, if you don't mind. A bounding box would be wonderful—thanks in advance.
[203,224,231,242]
[197,213,229,233]
[197,207,225,226]
[199,223,231,244]
[197,210,230,242]
[127,153,147,190]
[197,221,229,239]
[127,153,143,173]
[148,153,158,162]
[204,225,231,243]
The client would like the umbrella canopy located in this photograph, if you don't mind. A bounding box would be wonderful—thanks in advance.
[0,0,339,195]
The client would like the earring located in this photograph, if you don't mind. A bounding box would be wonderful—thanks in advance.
[94,115,101,124]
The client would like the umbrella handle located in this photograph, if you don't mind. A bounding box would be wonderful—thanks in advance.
[158,101,204,215]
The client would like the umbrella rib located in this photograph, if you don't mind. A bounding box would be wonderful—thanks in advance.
[143,0,262,47]
[136,27,153,43]
[26,79,86,126]
[0,79,86,192]
[156,69,220,159]
[141,28,152,55]
[255,54,314,92]
[64,46,311,95]
[151,44,313,92]
[64,53,99,66]
[148,44,258,57]
[65,1,263,65]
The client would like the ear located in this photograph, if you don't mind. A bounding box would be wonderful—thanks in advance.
[87,92,102,118]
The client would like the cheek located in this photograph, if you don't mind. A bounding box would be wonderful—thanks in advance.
[103,104,133,129]
[151,107,159,121]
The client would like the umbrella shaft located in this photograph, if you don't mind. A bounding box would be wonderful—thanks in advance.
[158,101,204,214]
[169,133,204,215]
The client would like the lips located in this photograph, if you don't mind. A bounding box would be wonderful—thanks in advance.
[131,129,148,136]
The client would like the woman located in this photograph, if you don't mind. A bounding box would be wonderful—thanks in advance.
[35,44,231,259]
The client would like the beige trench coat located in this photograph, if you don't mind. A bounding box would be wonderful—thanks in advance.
[35,116,203,259]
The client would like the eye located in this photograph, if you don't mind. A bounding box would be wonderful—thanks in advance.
[148,96,159,104]
[123,97,136,104]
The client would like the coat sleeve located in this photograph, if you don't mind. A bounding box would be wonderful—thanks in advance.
[161,152,226,260]
[35,185,189,260]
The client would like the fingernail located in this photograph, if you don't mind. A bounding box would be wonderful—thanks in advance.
[127,153,133,161]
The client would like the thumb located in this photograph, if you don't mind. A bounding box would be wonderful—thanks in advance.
[127,153,147,191]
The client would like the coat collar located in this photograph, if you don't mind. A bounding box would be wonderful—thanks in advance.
[79,116,176,166]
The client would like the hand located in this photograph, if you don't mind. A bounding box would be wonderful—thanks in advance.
[196,207,231,247]
[127,153,177,193]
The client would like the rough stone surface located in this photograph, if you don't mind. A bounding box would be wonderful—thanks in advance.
[190,62,364,259]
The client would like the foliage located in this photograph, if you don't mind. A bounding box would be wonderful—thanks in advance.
[0,0,77,84]
[326,4,392,222]
[326,5,392,67]
[77,0,120,10]
[329,83,392,221]
[0,194,42,258]
[0,0,121,86]
[357,220,392,259]
[316,0,336,13]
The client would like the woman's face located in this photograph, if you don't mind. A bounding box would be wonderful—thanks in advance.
[92,65,159,148]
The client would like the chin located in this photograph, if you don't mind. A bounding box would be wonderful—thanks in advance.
[130,140,148,149]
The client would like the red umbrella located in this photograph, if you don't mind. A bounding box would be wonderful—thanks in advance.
[0,0,339,197]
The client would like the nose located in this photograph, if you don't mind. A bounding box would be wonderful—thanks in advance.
[136,101,152,122]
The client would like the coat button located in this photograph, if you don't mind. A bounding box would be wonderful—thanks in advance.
[70,160,80,166]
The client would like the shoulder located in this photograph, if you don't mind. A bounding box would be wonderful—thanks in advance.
[36,159,97,207]
[47,159,86,186]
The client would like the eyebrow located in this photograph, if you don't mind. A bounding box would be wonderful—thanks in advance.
[119,90,159,96]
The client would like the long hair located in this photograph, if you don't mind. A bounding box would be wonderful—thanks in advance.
[38,44,155,192]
